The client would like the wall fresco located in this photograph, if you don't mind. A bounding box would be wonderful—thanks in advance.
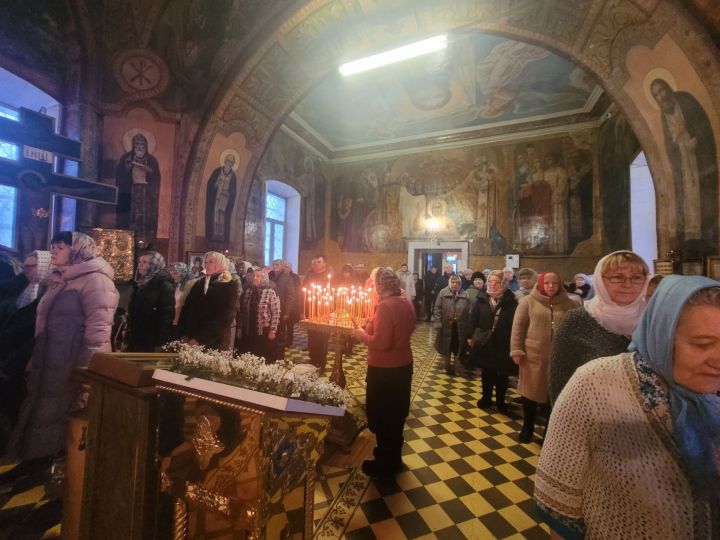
[329,133,596,255]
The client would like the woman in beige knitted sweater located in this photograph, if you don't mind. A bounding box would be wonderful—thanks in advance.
[535,275,719,539]
[510,272,579,443]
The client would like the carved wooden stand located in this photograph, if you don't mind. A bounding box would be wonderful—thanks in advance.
[156,382,335,540]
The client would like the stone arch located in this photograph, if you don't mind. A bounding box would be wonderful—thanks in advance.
[181,0,720,258]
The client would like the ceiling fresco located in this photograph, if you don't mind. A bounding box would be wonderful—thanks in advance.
[291,33,601,151]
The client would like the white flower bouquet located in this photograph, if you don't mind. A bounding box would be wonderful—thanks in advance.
[156,341,346,411]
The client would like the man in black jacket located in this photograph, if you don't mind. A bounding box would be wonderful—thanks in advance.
[303,255,331,371]
[271,259,297,353]
[423,265,439,321]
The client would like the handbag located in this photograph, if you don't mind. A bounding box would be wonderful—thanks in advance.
[472,307,502,346]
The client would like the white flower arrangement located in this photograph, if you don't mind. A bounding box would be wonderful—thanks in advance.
[162,341,346,408]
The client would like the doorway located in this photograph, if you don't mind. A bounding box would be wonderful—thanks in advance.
[407,241,469,276]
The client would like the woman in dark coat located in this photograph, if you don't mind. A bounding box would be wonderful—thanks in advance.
[178,251,239,351]
[467,270,518,414]
[0,251,51,449]
[10,232,118,461]
[127,251,176,352]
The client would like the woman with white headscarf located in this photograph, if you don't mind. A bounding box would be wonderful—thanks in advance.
[548,250,649,403]
[178,251,239,350]
[127,251,175,352]
[0,251,51,449]
[536,275,719,538]
[10,232,118,461]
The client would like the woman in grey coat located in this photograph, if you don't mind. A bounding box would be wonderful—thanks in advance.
[10,231,119,461]
[433,275,471,375]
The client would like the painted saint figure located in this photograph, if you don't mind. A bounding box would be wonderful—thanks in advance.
[116,133,161,243]
[543,154,568,253]
[651,78,718,246]
[205,153,238,245]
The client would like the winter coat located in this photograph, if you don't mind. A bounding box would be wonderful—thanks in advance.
[178,273,240,351]
[127,269,176,352]
[510,288,580,403]
[432,286,471,356]
[238,285,281,337]
[358,294,416,368]
[273,271,297,317]
[467,288,518,376]
[0,297,38,444]
[10,257,118,460]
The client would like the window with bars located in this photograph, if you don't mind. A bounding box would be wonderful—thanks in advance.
[265,192,286,265]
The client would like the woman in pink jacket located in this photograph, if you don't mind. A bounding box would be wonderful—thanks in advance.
[352,268,416,477]
[10,231,118,461]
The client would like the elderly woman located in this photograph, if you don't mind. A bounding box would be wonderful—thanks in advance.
[352,268,416,477]
[468,270,518,414]
[178,251,239,351]
[167,261,191,325]
[237,269,281,363]
[433,274,471,375]
[510,272,579,443]
[548,250,649,403]
[10,232,118,461]
[127,251,175,352]
[572,273,593,300]
[535,275,720,539]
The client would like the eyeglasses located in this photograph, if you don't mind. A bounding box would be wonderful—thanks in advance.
[604,275,646,285]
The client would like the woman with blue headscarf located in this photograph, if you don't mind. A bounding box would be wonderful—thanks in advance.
[535,275,719,539]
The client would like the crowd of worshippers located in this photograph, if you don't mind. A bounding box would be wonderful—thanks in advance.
[0,234,717,538]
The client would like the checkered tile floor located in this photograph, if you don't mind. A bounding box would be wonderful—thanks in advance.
[0,323,547,539]
[313,322,548,539]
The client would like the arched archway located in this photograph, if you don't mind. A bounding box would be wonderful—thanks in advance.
[180,0,720,259]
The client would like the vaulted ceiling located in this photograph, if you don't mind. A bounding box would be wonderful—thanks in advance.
[288,32,604,159]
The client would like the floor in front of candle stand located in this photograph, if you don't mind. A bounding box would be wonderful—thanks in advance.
[0,322,547,539]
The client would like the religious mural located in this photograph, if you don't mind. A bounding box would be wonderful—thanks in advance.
[205,150,239,248]
[115,129,161,244]
[252,132,325,249]
[648,76,718,251]
[294,33,598,148]
[330,134,596,255]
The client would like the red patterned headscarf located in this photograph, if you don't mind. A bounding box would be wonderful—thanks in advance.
[536,272,561,297]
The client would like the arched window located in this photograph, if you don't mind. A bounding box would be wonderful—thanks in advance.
[265,180,300,270]
[630,151,658,265]
[0,67,62,248]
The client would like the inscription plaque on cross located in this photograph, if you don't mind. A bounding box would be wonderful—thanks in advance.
[0,107,117,253]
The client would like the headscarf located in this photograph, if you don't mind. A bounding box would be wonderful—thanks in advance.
[170,262,190,289]
[69,232,98,264]
[376,267,401,297]
[629,275,720,498]
[135,251,165,287]
[16,251,52,308]
[574,272,591,284]
[536,272,558,297]
[584,250,648,336]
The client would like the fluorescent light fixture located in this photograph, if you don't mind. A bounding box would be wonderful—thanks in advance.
[339,34,447,76]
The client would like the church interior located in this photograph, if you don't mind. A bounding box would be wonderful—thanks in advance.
[0,0,719,538]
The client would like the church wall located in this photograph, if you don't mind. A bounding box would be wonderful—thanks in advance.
[100,107,176,245]
[194,131,253,254]
[248,130,326,270]
[314,129,602,275]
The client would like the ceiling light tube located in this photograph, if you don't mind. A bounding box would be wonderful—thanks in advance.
[339,34,447,76]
